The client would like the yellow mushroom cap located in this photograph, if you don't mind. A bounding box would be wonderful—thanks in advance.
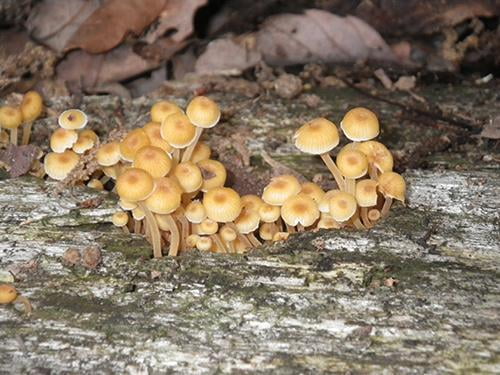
[21,91,43,122]
[58,109,88,130]
[258,203,281,223]
[112,211,129,227]
[133,146,172,179]
[235,209,260,234]
[318,189,341,213]
[241,194,265,213]
[79,129,99,143]
[72,134,95,154]
[336,148,368,179]
[262,175,301,206]
[97,142,121,166]
[300,182,325,203]
[185,200,207,224]
[132,206,145,220]
[198,219,219,235]
[87,179,104,190]
[44,150,80,180]
[173,162,203,193]
[378,171,406,203]
[329,191,357,222]
[144,177,182,214]
[0,284,18,304]
[294,118,340,155]
[50,128,78,152]
[160,112,196,148]
[368,208,381,222]
[281,194,319,227]
[259,223,277,241]
[191,142,211,163]
[196,236,213,251]
[357,140,394,173]
[272,232,290,242]
[317,216,340,230]
[143,122,174,154]
[186,234,200,248]
[120,129,150,162]
[198,159,227,192]
[355,179,379,207]
[340,107,379,141]
[186,96,221,128]
[119,199,137,211]
[220,225,237,242]
[203,187,242,223]
[116,168,154,202]
[150,100,183,123]
[102,165,121,179]
[0,106,23,129]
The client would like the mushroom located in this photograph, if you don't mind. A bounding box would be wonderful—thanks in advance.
[50,128,78,153]
[262,175,301,206]
[197,159,227,192]
[58,109,88,130]
[0,106,23,145]
[173,162,203,203]
[336,147,368,195]
[196,236,213,252]
[72,133,95,154]
[356,140,394,180]
[44,150,80,180]
[300,182,325,204]
[87,179,104,191]
[0,284,32,316]
[20,91,43,145]
[143,122,174,154]
[120,128,150,162]
[220,225,237,253]
[355,179,378,228]
[160,112,196,161]
[133,145,173,178]
[377,171,406,217]
[190,142,212,163]
[340,107,379,142]
[328,191,363,229]
[281,194,319,232]
[112,211,130,233]
[235,209,261,247]
[97,142,121,167]
[150,100,182,123]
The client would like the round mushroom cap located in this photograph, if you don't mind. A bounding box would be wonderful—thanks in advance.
[300,182,325,203]
[120,128,150,162]
[50,128,78,152]
[281,194,319,227]
[355,179,379,207]
[144,177,182,214]
[378,171,406,203]
[44,150,80,180]
[329,191,357,222]
[0,106,23,129]
[357,140,393,173]
[132,206,145,220]
[196,236,213,252]
[262,175,301,206]
[97,142,121,166]
[112,211,129,227]
[198,159,227,192]
[336,148,368,179]
[220,225,237,242]
[133,146,172,178]
[186,234,200,248]
[294,118,339,155]
[186,96,221,128]
[259,223,277,241]
[87,179,104,190]
[79,129,99,143]
[198,219,219,235]
[258,203,281,223]
[119,199,137,211]
[143,122,173,154]
[235,209,260,234]
[72,134,95,154]
[173,162,203,193]
[318,189,341,213]
[185,200,207,224]
[203,187,242,223]
[160,112,196,148]
[150,100,183,123]
[116,168,155,202]
[340,107,379,141]
[0,284,18,304]
[241,195,265,213]
[190,142,211,163]
[21,91,43,122]
[317,216,340,230]
[58,109,88,130]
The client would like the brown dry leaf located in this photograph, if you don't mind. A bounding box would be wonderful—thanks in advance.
[0,144,41,178]
[66,0,167,53]
[394,76,416,91]
[256,9,395,66]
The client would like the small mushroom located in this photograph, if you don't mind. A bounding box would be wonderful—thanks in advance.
[0,106,23,145]
[20,91,43,145]
[58,109,88,130]
[150,100,182,123]
[0,284,32,316]
[340,107,379,142]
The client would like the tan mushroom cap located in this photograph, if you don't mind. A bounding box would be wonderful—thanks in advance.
[196,236,213,251]
[79,129,99,143]
[58,109,88,130]
[87,179,104,190]
[198,219,219,235]
[220,225,237,242]
[329,191,357,222]
[235,209,260,234]
[119,199,137,211]
[378,171,406,203]
[281,194,320,227]
[116,168,155,202]
[336,148,368,179]
[133,146,172,179]
[0,106,23,129]
[50,128,78,152]
[258,203,281,223]
[150,100,183,123]
[160,112,196,148]
[294,118,340,155]
[112,211,129,227]
[355,179,379,207]
[132,206,145,220]
[186,234,200,248]
[185,200,207,224]
[317,216,340,230]
[318,189,341,213]
[190,142,211,163]
[241,195,265,213]
[0,284,18,304]
[259,223,277,241]
[340,107,379,141]
[21,91,43,123]
[44,150,80,180]
[97,142,121,166]
[186,96,221,128]
[143,122,173,154]
[72,134,95,154]
[198,159,227,192]
[300,182,325,203]
[262,175,301,206]
[357,141,394,173]
[173,162,203,193]
[120,128,150,162]
[203,187,242,223]
[144,177,182,214]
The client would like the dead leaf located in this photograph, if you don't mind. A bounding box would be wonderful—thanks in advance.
[373,68,393,90]
[67,0,167,53]
[480,116,500,140]
[81,246,102,269]
[394,76,416,91]
[0,144,41,178]
[256,9,395,66]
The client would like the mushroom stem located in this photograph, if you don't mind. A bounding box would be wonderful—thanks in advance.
[227,241,236,253]
[121,226,130,234]
[381,197,393,218]
[10,128,17,145]
[13,295,32,316]
[181,127,203,163]
[174,208,190,252]
[360,207,372,228]
[346,178,356,195]
[172,149,180,163]
[21,122,33,145]
[134,219,141,234]
[351,212,366,230]
[163,214,180,256]
[368,164,378,180]
[211,234,227,253]
[297,224,305,232]
[137,202,163,258]
[226,222,253,249]
[320,153,345,190]
[247,233,262,247]
[285,224,296,233]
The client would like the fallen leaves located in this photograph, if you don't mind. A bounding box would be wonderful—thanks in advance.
[0,144,42,178]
